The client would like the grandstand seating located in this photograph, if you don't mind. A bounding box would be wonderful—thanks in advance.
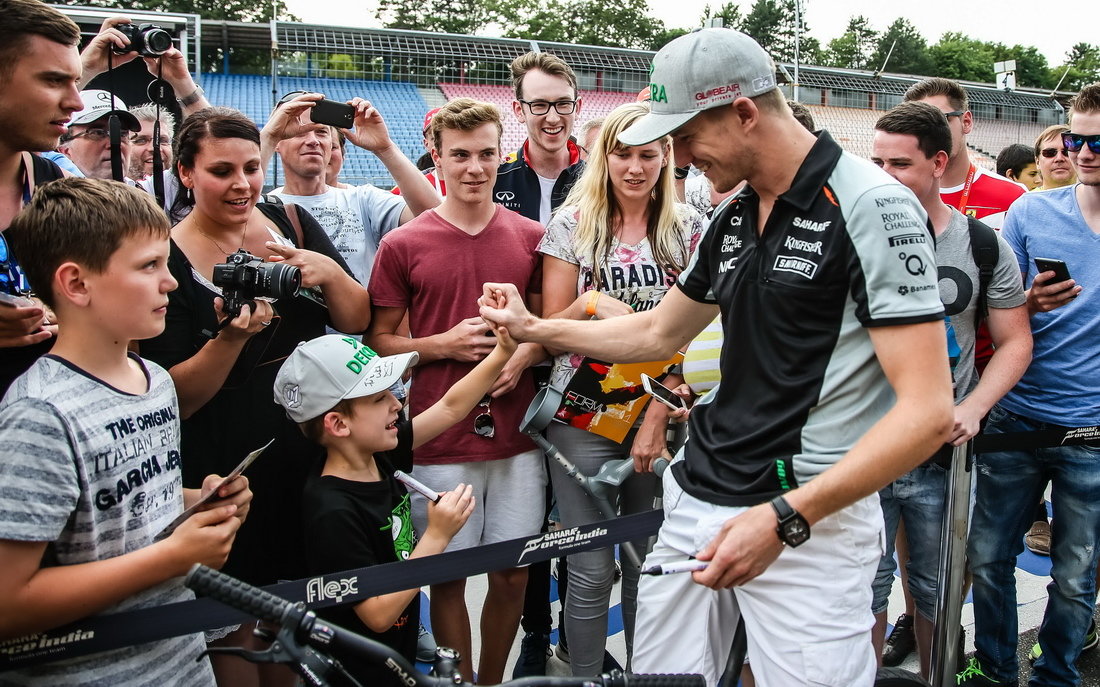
[806,105,879,160]
[806,104,1015,170]
[202,74,1041,186]
[438,83,636,153]
[968,117,1046,160]
[203,73,430,188]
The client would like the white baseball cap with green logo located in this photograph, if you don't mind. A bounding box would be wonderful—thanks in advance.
[274,334,418,423]
[619,28,778,146]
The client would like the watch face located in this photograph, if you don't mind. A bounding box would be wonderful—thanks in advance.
[783,518,810,547]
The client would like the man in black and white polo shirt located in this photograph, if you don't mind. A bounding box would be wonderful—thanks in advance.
[479,28,953,685]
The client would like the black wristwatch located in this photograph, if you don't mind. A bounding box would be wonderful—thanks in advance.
[770,495,810,547]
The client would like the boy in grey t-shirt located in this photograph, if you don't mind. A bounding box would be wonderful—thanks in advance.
[869,103,1031,677]
[0,179,252,685]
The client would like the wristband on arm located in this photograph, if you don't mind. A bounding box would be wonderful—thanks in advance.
[585,290,601,317]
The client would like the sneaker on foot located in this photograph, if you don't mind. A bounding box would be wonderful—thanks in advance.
[416,622,436,663]
[1025,521,1051,556]
[1084,618,1098,652]
[956,657,1018,686]
[882,614,916,667]
[1028,641,1041,665]
[555,633,569,663]
[1029,618,1098,664]
[513,632,551,678]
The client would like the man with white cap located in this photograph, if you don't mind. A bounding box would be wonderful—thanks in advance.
[478,27,953,685]
[57,89,140,181]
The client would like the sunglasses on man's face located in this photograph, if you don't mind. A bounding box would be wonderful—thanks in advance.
[1062,132,1100,155]
[473,396,494,438]
[1040,147,1068,159]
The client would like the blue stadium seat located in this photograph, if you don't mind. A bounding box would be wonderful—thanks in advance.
[203,74,431,187]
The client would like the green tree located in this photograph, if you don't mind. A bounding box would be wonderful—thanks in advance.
[699,1,743,30]
[1054,43,1100,92]
[497,0,667,50]
[649,27,691,52]
[990,45,1053,90]
[376,0,495,35]
[741,0,783,56]
[742,0,817,63]
[824,15,877,69]
[869,18,933,76]
[929,33,1056,89]
[929,32,997,83]
[55,0,297,22]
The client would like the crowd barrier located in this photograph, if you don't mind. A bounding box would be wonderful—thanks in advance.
[0,510,662,670]
[2,423,1095,672]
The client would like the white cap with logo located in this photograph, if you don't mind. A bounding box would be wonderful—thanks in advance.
[70,89,141,131]
[274,334,418,423]
[619,28,777,146]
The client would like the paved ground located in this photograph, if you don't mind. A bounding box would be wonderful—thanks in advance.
[425,548,1100,686]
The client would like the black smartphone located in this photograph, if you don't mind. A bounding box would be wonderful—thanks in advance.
[309,99,355,129]
[641,374,686,411]
[1034,257,1072,284]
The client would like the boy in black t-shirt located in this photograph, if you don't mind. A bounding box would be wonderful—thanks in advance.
[273,330,516,683]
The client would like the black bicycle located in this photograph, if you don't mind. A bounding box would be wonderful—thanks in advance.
[185,564,705,687]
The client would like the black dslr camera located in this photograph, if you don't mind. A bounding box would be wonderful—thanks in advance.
[112,23,173,57]
[212,250,301,319]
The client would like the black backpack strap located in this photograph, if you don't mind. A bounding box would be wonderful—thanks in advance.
[966,216,999,326]
[28,152,64,186]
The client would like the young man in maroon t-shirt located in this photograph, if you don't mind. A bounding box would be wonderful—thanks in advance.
[366,98,547,685]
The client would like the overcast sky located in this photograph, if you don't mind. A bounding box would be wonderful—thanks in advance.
[281,0,1093,66]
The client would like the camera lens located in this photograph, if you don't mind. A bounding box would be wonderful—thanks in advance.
[142,27,173,56]
[264,262,301,299]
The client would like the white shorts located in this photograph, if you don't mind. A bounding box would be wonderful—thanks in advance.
[632,459,884,686]
[408,449,547,552]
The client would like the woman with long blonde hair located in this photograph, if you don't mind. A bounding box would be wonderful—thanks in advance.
[538,101,703,674]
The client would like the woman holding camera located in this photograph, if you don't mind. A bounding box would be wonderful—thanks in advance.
[538,102,703,675]
[141,107,369,687]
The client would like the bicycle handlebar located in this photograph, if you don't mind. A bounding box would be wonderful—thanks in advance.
[187,563,288,624]
[185,564,704,687]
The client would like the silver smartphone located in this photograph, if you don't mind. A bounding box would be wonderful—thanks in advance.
[640,373,686,411]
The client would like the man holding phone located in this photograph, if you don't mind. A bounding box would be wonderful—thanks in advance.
[962,82,1100,687]
[264,92,440,287]
[868,102,1031,679]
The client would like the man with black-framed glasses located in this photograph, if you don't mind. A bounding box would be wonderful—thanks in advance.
[495,50,588,679]
[127,103,175,181]
[961,82,1100,687]
[495,52,585,225]
[56,89,140,180]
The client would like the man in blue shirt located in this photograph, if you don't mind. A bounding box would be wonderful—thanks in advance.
[961,82,1100,687]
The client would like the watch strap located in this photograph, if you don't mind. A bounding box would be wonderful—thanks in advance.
[770,495,795,522]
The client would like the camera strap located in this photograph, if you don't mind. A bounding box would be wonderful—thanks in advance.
[146,61,171,208]
[105,51,125,183]
[109,115,124,182]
